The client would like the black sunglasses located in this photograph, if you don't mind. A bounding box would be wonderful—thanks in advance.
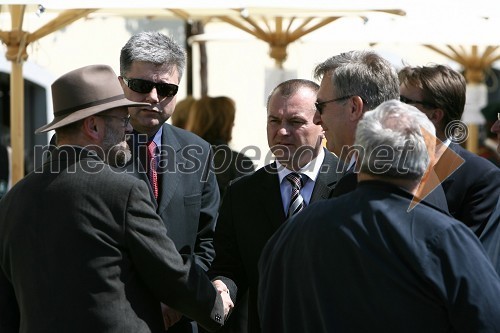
[315,95,354,115]
[122,77,178,97]
[400,95,436,109]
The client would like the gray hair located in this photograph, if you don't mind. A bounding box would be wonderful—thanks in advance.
[355,99,436,180]
[313,50,399,111]
[120,31,186,79]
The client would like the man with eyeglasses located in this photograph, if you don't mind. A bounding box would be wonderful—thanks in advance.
[313,50,449,211]
[399,64,500,235]
[0,64,232,332]
[119,32,222,332]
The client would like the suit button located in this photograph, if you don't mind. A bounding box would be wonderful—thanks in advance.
[215,314,222,322]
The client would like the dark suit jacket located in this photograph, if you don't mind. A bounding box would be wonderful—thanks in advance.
[209,149,341,333]
[438,143,500,234]
[127,123,220,271]
[258,181,500,333]
[0,147,224,333]
[480,197,500,275]
[127,124,220,333]
[212,144,255,201]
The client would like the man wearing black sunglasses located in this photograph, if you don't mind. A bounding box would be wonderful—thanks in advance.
[399,65,500,236]
[119,32,223,333]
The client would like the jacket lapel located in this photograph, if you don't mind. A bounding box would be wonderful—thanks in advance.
[126,134,157,206]
[310,149,342,202]
[259,163,287,230]
[157,124,182,215]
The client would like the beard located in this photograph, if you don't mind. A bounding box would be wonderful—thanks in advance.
[102,126,132,168]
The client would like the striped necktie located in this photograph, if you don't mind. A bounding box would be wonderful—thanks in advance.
[286,172,305,218]
[147,140,158,200]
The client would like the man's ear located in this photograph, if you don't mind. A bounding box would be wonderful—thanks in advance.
[349,95,365,121]
[82,116,101,141]
[429,108,445,124]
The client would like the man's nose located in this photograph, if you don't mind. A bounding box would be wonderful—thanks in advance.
[313,111,322,125]
[145,88,160,103]
[125,122,133,133]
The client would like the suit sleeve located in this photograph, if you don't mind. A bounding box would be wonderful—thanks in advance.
[479,198,500,276]
[208,183,241,300]
[195,144,220,271]
[461,166,500,233]
[124,180,224,332]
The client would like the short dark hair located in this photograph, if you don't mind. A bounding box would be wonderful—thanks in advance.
[398,64,466,127]
[266,79,319,110]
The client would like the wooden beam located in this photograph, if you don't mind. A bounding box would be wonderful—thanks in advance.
[9,5,25,32]
[27,9,96,43]
[216,15,268,41]
[274,17,283,44]
[241,15,270,41]
[168,8,190,21]
[8,5,26,184]
[10,60,24,183]
[288,17,339,43]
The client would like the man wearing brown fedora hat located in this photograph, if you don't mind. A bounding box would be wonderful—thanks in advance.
[0,64,233,333]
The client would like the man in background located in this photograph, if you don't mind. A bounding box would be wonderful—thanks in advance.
[399,64,500,235]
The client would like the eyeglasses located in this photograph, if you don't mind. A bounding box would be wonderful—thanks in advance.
[96,114,131,127]
[122,77,178,98]
[400,95,436,109]
[315,95,354,115]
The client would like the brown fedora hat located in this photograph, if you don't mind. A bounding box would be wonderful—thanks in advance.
[35,64,149,134]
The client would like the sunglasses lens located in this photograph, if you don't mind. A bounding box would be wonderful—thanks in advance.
[127,79,178,97]
[128,79,154,94]
[157,83,178,97]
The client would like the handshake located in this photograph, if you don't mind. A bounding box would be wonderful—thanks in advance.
[212,279,234,319]
[162,279,235,330]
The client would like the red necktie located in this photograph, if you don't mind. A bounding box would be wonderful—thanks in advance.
[147,140,158,200]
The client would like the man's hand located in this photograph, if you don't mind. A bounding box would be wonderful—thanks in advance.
[212,280,233,319]
[212,279,229,294]
[161,303,183,330]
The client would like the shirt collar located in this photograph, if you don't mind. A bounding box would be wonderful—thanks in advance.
[150,126,163,146]
[276,148,325,184]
